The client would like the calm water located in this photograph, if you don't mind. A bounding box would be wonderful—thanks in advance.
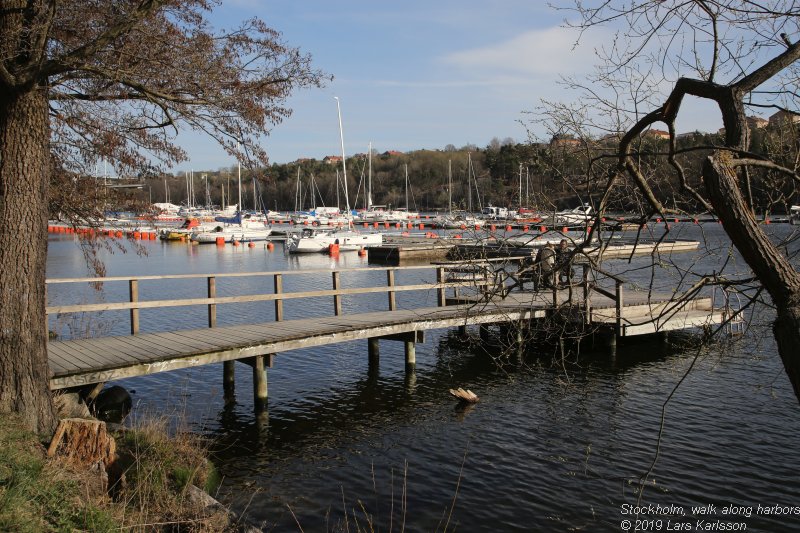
[46,224,800,532]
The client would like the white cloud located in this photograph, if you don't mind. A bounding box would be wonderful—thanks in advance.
[441,26,604,77]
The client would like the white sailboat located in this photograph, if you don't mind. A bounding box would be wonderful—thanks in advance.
[191,148,272,243]
[287,98,384,254]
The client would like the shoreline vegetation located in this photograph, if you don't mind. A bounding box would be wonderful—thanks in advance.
[0,405,242,532]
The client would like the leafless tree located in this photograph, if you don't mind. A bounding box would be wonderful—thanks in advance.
[530,1,800,400]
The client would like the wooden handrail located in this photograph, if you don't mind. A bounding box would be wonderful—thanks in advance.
[45,264,436,284]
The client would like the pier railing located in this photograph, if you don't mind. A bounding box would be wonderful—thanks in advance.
[46,264,497,336]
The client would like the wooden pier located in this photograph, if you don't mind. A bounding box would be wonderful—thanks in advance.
[46,260,738,409]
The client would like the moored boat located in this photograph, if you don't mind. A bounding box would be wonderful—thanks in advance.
[286,227,383,253]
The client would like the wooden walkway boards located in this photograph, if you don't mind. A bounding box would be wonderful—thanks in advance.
[48,289,730,390]
[48,303,540,389]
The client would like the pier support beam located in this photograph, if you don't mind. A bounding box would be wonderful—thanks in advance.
[248,354,273,412]
[480,325,491,342]
[368,338,380,367]
[223,361,235,402]
[458,324,468,337]
[404,341,416,373]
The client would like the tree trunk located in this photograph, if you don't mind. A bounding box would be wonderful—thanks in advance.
[703,152,800,402]
[0,85,58,436]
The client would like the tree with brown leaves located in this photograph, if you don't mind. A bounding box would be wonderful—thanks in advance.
[0,0,327,435]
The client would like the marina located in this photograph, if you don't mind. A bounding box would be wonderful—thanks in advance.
[42,223,800,531]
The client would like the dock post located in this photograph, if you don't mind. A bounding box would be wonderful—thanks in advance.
[458,324,468,337]
[223,361,235,402]
[368,338,380,367]
[252,355,268,411]
[480,324,490,342]
[404,340,416,373]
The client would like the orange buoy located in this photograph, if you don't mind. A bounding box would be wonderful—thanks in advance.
[248,242,256,248]
[693,218,699,225]
[765,218,771,225]
[133,231,141,239]
[267,242,275,251]
[505,225,512,232]
[115,230,123,238]
[454,234,462,239]
[373,222,379,228]
[232,240,240,246]
[460,224,466,230]
[363,222,369,228]
[384,222,390,228]
[358,247,367,257]
[328,243,340,254]
[490,224,496,232]
[395,223,401,229]
[539,225,545,233]
[419,223,424,230]
[562,226,568,233]
[216,237,225,245]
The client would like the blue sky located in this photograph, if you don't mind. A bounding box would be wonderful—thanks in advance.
[172,1,725,172]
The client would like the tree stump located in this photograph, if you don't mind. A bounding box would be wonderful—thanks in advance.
[47,418,116,467]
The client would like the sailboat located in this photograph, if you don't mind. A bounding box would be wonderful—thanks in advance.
[287,98,383,254]
[433,156,485,229]
[191,150,272,243]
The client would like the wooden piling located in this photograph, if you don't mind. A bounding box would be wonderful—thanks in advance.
[368,338,380,367]
[223,361,235,401]
[252,354,268,411]
[404,340,416,372]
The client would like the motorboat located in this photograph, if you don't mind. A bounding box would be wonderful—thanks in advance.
[432,211,486,229]
[286,227,383,253]
[556,204,593,225]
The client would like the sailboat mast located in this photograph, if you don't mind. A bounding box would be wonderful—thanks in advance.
[237,143,242,211]
[252,177,257,211]
[368,141,372,211]
[336,169,341,209]
[334,97,351,213]
[467,153,472,213]
[448,160,452,215]
[404,163,409,211]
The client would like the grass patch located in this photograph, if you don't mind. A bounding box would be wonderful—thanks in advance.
[0,413,227,532]
[0,414,116,532]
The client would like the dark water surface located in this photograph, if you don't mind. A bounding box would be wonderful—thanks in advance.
[46,224,800,531]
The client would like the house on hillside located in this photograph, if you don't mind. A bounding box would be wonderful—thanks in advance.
[747,115,768,129]
[549,134,581,149]
[644,129,670,140]
[323,155,342,165]
[768,110,800,127]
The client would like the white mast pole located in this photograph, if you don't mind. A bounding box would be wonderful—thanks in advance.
[334,97,351,215]
[237,142,242,212]
[368,141,372,210]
